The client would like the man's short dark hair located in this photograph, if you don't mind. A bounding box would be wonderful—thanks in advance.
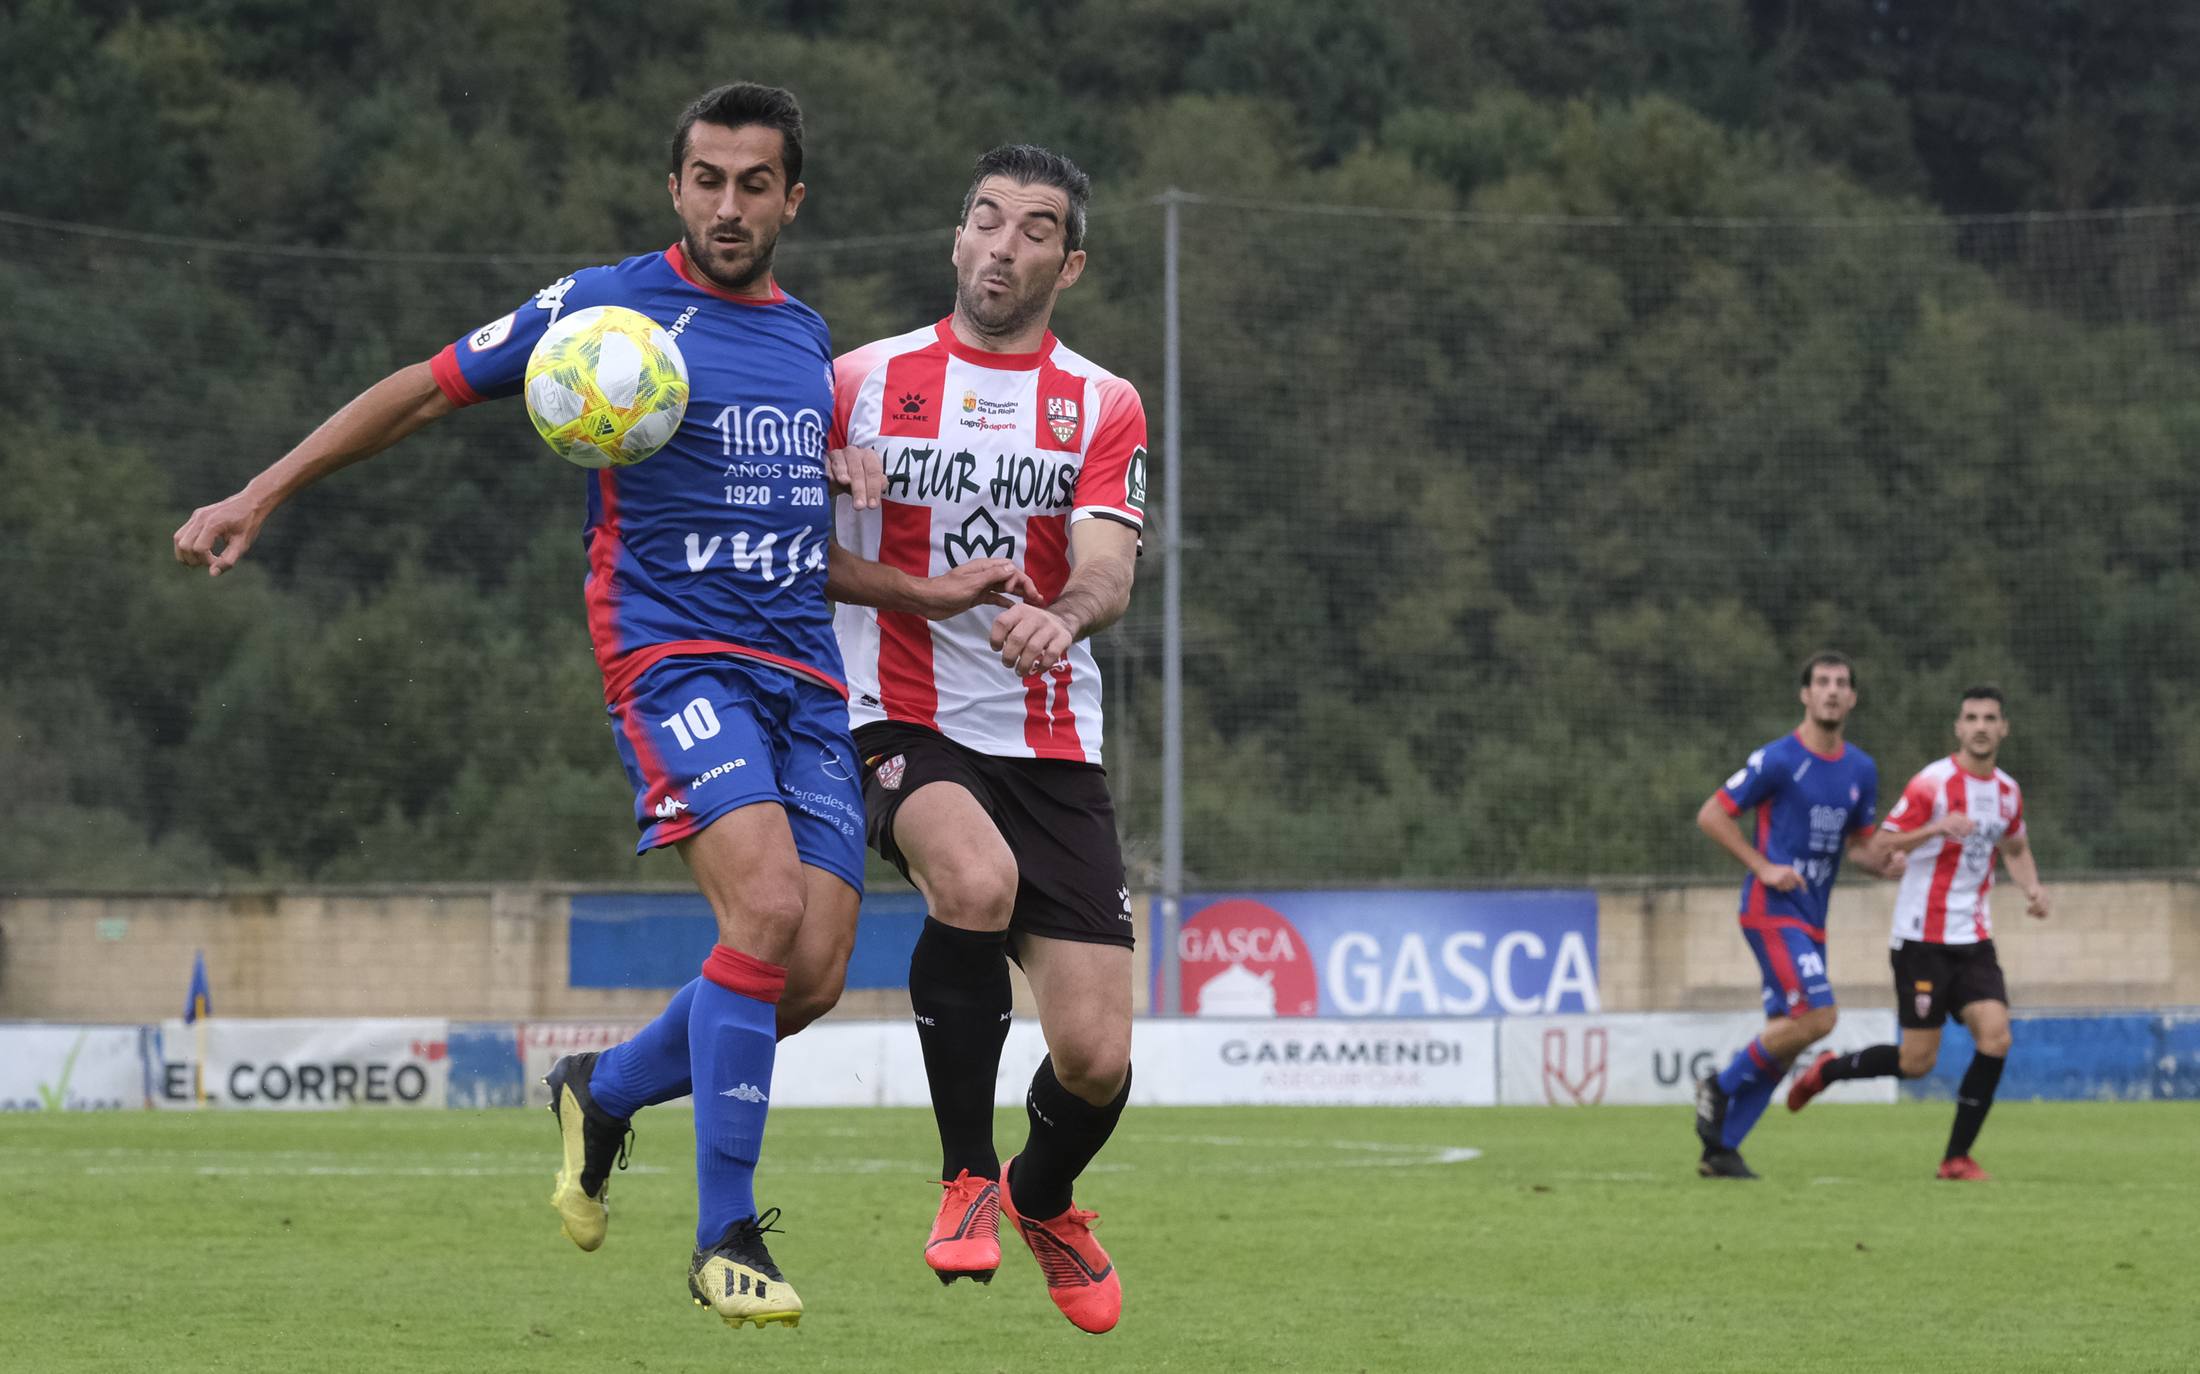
[671,83,804,185]
[959,144,1091,252]
[1799,651,1856,690]
[1960,684,2006,711]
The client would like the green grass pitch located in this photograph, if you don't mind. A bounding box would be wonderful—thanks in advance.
[4,1101,2192,1372]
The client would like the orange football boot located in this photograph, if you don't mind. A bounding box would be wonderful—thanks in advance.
[925,1169,1002,1284]
[1000,1158,1121,1334]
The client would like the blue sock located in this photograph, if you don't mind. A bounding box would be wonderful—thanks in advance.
[689,947,784,1249]
[588,978,698,1118]
[1721,1073,1780,1150]
[1715,1037,1778,1098]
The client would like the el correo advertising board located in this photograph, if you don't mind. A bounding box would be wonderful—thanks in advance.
[149,1019,453,1110]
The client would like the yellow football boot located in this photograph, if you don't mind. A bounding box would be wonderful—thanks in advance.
[688,1209,803,1330]
[544,1053,633,1252]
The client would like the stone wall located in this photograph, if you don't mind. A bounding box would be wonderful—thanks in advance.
[2,880,2190,1022]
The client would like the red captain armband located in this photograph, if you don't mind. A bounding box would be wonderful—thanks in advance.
[429,344,485,407]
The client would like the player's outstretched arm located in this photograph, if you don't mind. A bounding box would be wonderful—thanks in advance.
[988,519,1137,678]
[173,359,456,577]
[1696,795,1804,892]
[824,542,1040,619]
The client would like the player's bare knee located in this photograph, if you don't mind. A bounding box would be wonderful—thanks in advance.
[1795,1006,1838,1042]
[1051,1039,1130,1106]
[927,858,1017,933]
[717,884,806,955]
[1899,1044,1937,1078]
[1977,1025,2012,1057]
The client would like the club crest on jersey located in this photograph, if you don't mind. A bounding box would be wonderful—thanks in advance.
[963,390,978,413]
[1046,396,1080,445]
[876,754,906,791]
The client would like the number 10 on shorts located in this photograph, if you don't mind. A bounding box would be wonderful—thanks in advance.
[661,696,721,751]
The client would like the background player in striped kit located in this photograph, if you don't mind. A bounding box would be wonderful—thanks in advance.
[1690,652,1900,1178]
[826,145,1146,1333]
[1786,685,2051,1178]
[173,82,1031,1333]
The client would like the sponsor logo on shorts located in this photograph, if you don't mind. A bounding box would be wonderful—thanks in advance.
[877,754,907,790]
[654,796,689,820]
[688,759,748,790]
[820,746,855,782]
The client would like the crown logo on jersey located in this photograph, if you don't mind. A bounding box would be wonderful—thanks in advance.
[942,508,1016,568]
[1046,396,1080,444]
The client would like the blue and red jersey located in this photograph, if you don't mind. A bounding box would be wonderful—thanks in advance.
[431,245,842,702]
[1714,732,1879,932]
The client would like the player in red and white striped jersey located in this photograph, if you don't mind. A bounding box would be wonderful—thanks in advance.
[824,146,1141,1334]
[1787,686,2052,1178]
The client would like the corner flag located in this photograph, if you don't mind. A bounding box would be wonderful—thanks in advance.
[184,950,212,1023]
[184,951,212,1106]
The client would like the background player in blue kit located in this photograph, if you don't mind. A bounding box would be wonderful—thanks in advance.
[1690,652,1898,1178]
[173,83,1032,1332]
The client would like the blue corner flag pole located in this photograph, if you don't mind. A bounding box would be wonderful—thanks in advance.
[185,951,212,1106]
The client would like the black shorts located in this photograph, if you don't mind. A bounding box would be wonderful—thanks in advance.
[854,720,1134,949]
[1891,938,2008,1029]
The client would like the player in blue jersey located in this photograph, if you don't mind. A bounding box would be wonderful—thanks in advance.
[1690,651,1897,1178]
[173,83,1033,1331]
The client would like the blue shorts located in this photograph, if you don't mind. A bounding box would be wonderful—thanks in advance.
[1740,915,1835,1018]
[607,654,865,893]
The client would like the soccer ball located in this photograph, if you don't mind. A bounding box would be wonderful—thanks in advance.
[523,305,690,468]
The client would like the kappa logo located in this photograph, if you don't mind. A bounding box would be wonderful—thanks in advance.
[1541,1027,1608,1105]
[654,796,689,820]
[876,754,907,791]
[1046,395,1080,445]
[718,1083,767,1103]
[942,507,1016,567]
[531,275,578,324]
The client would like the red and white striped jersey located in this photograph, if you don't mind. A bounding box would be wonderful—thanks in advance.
[1882,756,2027,946]
[829,320,1148,763]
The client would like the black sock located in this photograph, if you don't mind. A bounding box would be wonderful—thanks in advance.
[1945,1052,2005,1160]
[1819,1044,1904,1083]
[907,917,1012,1181]
[1009,1056,1130,1220]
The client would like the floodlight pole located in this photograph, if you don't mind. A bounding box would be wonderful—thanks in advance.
[1159,188,1185,1020]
